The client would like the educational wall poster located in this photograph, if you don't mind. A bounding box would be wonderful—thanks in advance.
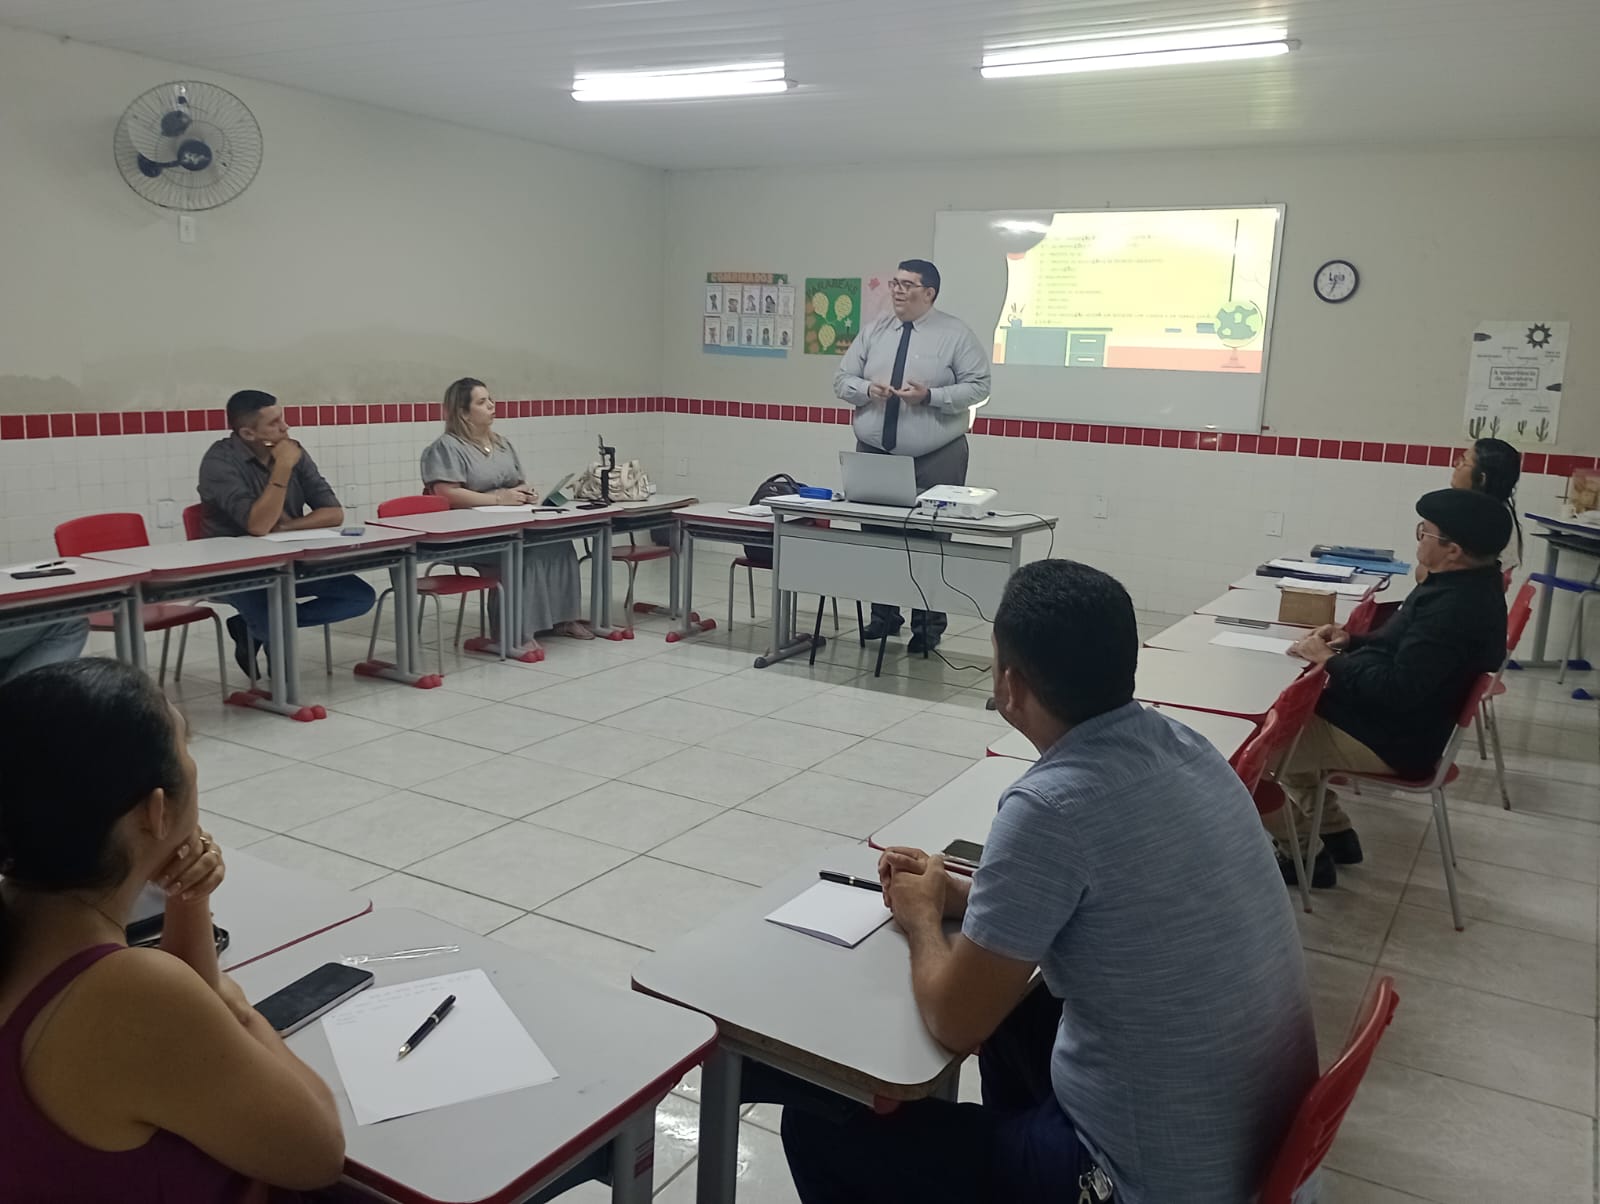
[804,277,862,355]
[703,271,790,358]
[860,272,894,331]
[1463,319,1566,445]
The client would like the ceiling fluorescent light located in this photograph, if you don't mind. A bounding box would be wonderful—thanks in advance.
[982,26,1293,79]
[573,62,794,102]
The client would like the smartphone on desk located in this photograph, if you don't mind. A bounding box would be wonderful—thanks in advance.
[942,839,984,872]
[10,566,74,579]
[254,963,375,1036]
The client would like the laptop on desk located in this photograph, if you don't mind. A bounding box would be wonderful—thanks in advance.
[839,451,918,508]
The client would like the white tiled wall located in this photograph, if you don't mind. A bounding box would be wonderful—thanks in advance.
[0,413,661,565]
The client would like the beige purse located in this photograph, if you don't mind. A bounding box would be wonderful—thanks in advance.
[573,457,655,502]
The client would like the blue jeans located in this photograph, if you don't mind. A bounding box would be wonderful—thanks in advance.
[766,985,1096,1202]
[230,576,376,646]
[0,620,90,685]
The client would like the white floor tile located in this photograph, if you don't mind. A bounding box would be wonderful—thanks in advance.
[655,1121,800,1204]
[607,697,753,743]
[650,810,853,886]
[331,686,493,729]
[509,679,660,721]
[202,761,391,832]
[408,823,633,910]
[242,834,389,890]
[739,771,922,839]
[488,913,649,989]
[528,780,723,852]
[674,670,834,717]
[699,717,863,770]
[539,856,754,950]
[290,791,507,869]
[623,746,800,808]
[201,811,273,850]
[874,712,1006,759]
[314,731,490,788]
[413,754,607,818]
[364,871,523,934]
[519,724,684,778]
[424,705,584,753]
[811,740,974,796]
[187,736,285,789]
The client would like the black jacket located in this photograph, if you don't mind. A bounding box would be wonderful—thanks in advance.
[1317,566,1507,779]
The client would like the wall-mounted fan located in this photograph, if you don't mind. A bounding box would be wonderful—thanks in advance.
[113,81,263,211]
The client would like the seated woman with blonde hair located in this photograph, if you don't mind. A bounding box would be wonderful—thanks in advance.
[421,378,592,643]
[0,658,345,1202]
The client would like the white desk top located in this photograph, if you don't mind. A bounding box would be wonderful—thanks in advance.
[0,557,149,607]
[1526,512,1600,543]
[1145,612,1311,655]
[1195,588,1359,628]
[234,909,715,1204]
[373,508,542,540]
[1134,646,1303,719]
[768,496,1056,536]
[675,503,773,530]
[868,756,1027,857]
[288,528,420,561]
[986,705,1256,764]
[598,494,698,521]
[633,844,958,1099]
[84,537,297,579]
[215,848,372,971]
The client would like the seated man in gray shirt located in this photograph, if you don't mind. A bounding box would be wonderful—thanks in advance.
[197,390,375,677]
[781,560,1318,1203]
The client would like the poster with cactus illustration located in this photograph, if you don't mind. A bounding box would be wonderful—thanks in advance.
[1464,320,1566,445]
[804,278,862,356]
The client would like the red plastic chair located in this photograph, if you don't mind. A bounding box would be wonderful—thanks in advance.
[1477,580,1535,809]
[608,531,674,633]
[1310,672,1497,931]
[181,505,337,681]
[55,512,226,692]
[1344,594,1380,636]
[729,519,845,635]
[1258,976,1400,1204]
[367,495,501,672]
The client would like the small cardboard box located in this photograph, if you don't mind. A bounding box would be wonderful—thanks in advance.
[1278,585,1336,627]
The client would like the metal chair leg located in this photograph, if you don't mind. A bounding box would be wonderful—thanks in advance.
[831,598,839,632]
[174,623,190,682]
[1558,603,1584,683]
[856,602,867,649]
[366,589,393,663]
[157,628,172,685]
[1279,797,1313,914]
[747,566,756,619]
[323,624,333,675]
[1306,774,1329,869]
[1486,695,1511,809]
[435,591,446,676]
[454,595,468,651]
[1473,711,1487,760]
[210,613,227,695]
[1433,788,1465,929]
[727,559,738,633]
[808,596,826,666]
[624,562,639,623]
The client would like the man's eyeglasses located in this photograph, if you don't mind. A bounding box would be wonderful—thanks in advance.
[1415,523,1454,545]
[887,278,926,293]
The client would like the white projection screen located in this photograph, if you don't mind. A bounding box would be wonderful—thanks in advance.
[932,205,1285,432]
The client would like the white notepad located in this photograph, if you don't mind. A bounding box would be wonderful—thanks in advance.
[765,881,892,948]
[730,504,772,517]
[260,529,355,543]
[1211,632,1299,657]
[471,504,535,513]
[322,968,557,1126]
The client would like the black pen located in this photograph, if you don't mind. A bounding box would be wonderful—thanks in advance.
[820,870,881,893]
[396,993,456,1060]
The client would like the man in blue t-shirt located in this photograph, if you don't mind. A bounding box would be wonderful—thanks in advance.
[781,560,1318,1202]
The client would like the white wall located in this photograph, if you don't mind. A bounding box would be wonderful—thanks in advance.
[0,24,665,412]
[661,140,1599,450]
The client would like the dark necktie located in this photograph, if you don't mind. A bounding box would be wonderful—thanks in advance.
[882,320,913,452]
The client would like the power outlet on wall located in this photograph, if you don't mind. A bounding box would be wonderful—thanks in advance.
[675,458,688,477]
[1264,511,1284,538]
[178,215,196,244]
[155,499,178,529]
[1092,496,1108,519]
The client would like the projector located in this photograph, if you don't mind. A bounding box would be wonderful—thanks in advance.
[916,485,999,519]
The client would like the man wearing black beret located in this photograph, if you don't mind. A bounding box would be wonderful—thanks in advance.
[1272,488,1511,887]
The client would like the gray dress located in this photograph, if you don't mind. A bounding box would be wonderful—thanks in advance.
[420,432,583,635]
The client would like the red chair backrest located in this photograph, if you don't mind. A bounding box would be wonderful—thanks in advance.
[54,512,150,557]
[1345,595,1379,636]
[181,504,206,541]
[1505,581,1535,654]
[1455,672,1497,729]
[1258,976,1399,1204]
[1228,711,1278,793]
[1266,666,1327,749]
[377,495,449,518]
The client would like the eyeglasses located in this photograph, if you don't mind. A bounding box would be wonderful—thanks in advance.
[887,278,926,292]
[1415,523,1454,545]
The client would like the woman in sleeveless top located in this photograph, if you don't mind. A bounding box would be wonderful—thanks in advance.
[419,377,592,643]
[0,659,345,1202]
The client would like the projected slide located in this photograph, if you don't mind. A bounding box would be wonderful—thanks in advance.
[992,208,1279,373]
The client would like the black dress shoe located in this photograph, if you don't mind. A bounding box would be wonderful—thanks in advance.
[1279,848,1337,889]
[225,615,261,678]
[860,618,904,641]
[1320,829,1365,866]
[907,632,941,655]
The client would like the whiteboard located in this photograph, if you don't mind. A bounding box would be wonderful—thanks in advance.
[932,205,1285,432]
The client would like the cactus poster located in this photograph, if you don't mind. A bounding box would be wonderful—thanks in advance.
[804,278,862,356]
[1463,320,1566,445]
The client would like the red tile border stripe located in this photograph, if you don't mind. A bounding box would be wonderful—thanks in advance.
[0,396,1591,470]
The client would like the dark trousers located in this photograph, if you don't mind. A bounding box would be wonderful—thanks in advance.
[757,984,1094,1203]
[231,575,376,646]
[855,435,970,639]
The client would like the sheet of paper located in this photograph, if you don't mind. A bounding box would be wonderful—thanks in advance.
[322,968,557,1126]
[765,881,892,949]
[471,504,535,513]
[1211,632,1299,657]
[1267,558,1355,580]
[260,530,355,543]
[730,504,772,517]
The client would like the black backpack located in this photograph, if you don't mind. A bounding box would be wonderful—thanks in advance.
[744,473,806,566]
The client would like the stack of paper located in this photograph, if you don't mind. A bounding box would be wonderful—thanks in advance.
[1278,579,1372,598]
[765,881,892,948]
[1267,558,1356,580]
[322,968,557,1125]
[730,504,773,517]
[1210,632,1301,657]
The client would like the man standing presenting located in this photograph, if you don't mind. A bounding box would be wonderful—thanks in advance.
[198,389,375,677]
[835,259,991,653]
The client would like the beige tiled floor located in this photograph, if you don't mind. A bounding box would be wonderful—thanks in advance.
[128,549,1600,1202]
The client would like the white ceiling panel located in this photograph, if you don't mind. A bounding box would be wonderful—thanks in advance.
[2,0,1597,169]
